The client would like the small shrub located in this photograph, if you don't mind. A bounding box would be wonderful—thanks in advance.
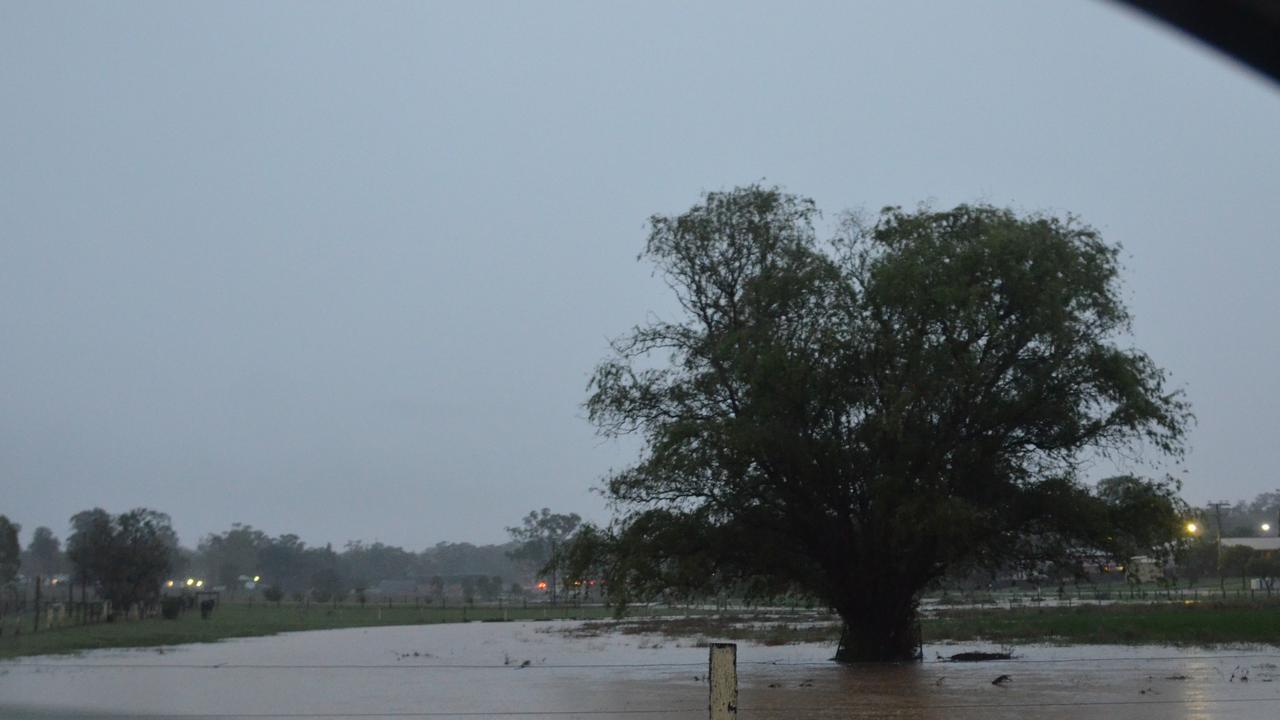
[160,597,183,620]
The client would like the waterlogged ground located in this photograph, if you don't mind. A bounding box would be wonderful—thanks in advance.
[2,619,1280,719]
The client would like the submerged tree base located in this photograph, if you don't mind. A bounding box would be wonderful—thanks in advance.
[835,619,923,663]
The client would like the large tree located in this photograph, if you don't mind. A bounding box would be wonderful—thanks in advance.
[198,523,268,587]
[67,508,177,612]
[506,509,582,583]
[26,526,63,577]
[587,186,1190,661]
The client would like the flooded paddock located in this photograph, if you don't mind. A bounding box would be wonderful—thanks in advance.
[2,620,1279,719]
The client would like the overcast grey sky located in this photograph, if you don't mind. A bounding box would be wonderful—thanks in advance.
[2,1,1278,550]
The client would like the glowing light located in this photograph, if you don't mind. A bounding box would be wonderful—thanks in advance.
[186,578,195,586]
[1185,522,1198,534]
[166,580,175,588]
[1263,524,1272,533]
[195,580,204,588]
[253,576,260,582]
[536,581,548,590]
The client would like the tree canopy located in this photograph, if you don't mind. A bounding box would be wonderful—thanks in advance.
[0,515,20,587]
[506,508,582,579]
[67,508,177,612]
[25,526,62,577]
[585,186,1191,661]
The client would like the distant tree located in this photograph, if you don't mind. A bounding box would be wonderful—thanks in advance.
[308,544,345,603]
[561,524,613,589]
[199,524,268,587]
[430,575,444,601]
[473,575,491,600]
[66,509,115,588]
[67,508,176,611]
[1248,492,1280,529]
[25,526,62,577]
[1246,554,1280,593]
[0,516,20,586]
[257,534,308,592]
[507,509,582,580]
[262,585,285,604]
[341,541,415,586]
[420,541,523,579]
[1221,545,1256,589]
[169,545,193,580]
[1177,538,1218,586]
[587,188,1191,661]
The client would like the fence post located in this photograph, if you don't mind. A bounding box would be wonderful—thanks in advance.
[708,642,737,719]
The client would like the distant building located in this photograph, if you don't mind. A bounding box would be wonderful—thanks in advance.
[1220,537,1280,553]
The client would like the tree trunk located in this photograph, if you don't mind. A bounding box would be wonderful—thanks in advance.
[834,593,921,662]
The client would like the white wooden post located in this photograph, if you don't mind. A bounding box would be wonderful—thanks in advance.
[708,642,737,719]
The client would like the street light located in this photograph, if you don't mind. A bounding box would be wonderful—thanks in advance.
[1263,523,1272,533]
[1186,522,1198,534]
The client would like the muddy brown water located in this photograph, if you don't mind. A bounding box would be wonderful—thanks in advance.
[2,620,1279,718]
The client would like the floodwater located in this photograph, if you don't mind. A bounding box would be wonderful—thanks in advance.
[2,620,1279,719]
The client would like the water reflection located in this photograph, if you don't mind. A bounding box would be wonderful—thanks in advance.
[2,622,1278,719]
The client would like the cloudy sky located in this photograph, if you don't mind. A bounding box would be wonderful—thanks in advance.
[2,1,1278,550]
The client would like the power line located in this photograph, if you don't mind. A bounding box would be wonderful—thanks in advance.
[4,661,709,670]
[27,696,1280,719]
[8,652,1280,670]
[39,710,704,718]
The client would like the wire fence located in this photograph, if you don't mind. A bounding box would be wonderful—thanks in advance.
[10,651,1280,670]
[6,697,1278,718]
[5,652,1280,718]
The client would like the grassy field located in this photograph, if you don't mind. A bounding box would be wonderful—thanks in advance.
[926,601,1280,646]
[0,602,623,660]
[5,600,1280,660]
[569,601,1280,649]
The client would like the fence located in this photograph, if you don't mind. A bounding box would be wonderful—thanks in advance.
[7,646,1280,718]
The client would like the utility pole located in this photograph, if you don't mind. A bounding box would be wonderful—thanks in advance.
[1209,501,1230,593]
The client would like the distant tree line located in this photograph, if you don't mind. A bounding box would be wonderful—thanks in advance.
[190,524,536,602]
[1187,491,1280,538]
[0,507,585,610]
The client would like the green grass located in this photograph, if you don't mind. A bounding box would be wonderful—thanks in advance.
[7,600,1280,661]
[0,602,621,660]
[568,603,1280,649]
[924,601,1280,646]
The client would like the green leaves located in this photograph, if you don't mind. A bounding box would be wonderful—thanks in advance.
[0,516,19,586]
[588,186,1190,660]
[67,508,177,609]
